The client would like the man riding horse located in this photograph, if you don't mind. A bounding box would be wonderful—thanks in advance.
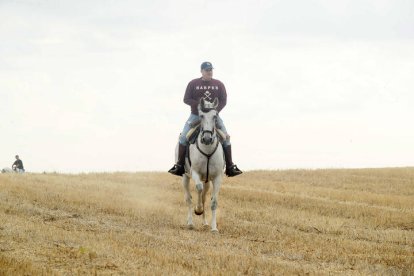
[12,155,25,173]
[168,61,242,177]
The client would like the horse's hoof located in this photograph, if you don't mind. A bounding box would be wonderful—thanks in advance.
[194,209,204,216]
[202,223,209,229]
[211,229,219,234]
[187,224,194,230]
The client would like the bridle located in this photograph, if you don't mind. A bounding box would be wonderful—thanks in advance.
[196,131,220,184]
[195,114,220,183]
[200,127,216,144]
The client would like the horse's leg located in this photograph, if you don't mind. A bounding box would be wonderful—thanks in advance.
[202,180,211,226]
[182,174,194,229]
[192,171,204,216]
[211,174,223,233]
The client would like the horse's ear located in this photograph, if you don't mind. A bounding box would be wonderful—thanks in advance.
[200,97,205,108]
[213,98,219,109]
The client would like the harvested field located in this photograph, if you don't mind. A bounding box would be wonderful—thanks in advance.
[0,168,413,275]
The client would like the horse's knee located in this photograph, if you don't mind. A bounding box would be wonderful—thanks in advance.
[211,198,218,210]
[185,195,192,205]
[196,183,203,192]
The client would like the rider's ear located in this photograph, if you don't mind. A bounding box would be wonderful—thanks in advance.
[213,98,219,109]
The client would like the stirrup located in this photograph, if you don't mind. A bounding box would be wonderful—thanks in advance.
[226,164,242,177]
[168,164,185,176]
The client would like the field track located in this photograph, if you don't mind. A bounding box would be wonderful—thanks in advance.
[1,168,413,275]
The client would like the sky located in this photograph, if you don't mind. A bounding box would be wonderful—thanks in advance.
[1,0,413,173]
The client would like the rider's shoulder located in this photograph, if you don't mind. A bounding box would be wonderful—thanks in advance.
[213,78,224,85]
[189,78,200,83]
[189,77,205,84]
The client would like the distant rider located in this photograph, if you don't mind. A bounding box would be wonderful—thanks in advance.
[12,155,25,173]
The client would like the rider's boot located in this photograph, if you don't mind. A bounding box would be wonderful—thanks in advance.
[223,145,243,177]
[168,143,187,176]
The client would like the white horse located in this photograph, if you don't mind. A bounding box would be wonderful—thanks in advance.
[1,167,14,173]
[177,98,225,233]
[1,166,25,173]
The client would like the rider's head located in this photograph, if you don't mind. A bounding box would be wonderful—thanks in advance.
[200,61,213,81]
[15,155,19,160]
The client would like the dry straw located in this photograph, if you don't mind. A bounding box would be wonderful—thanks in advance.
[0,168,413,274]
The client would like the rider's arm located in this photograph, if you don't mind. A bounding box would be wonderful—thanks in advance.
[217,82,227,113]
[183,81,198,109]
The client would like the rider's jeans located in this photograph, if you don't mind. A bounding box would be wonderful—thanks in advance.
[179,114,230,147]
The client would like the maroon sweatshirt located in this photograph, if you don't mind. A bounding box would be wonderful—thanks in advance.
[183,78,227,115]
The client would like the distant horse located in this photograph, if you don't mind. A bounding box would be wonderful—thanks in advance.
[1,167,24,173]
[177,97,225,233]
[1,167,13,173]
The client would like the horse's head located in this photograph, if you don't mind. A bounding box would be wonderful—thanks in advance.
[198,98,219,145]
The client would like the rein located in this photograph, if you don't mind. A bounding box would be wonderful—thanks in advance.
[195,133,220,183]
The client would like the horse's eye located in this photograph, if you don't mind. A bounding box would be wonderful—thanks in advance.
[200,115,204,119]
